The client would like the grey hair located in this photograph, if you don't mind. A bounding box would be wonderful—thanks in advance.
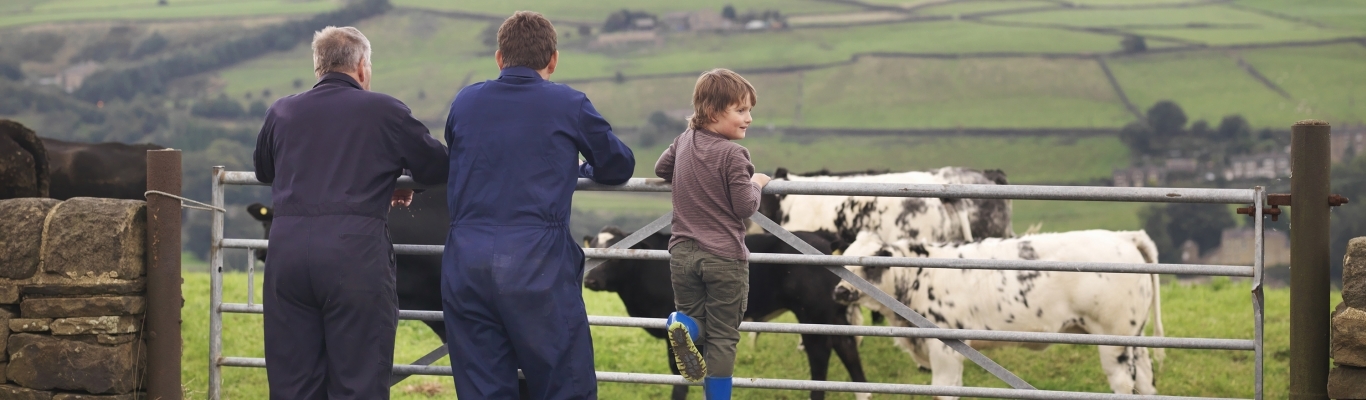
[311,26,371,77]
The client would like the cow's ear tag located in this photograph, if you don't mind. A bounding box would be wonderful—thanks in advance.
[259,207,269,216]
[583,239,591,247]
[832,249,843,256]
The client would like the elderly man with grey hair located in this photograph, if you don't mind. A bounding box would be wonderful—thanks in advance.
[253,26,448,400]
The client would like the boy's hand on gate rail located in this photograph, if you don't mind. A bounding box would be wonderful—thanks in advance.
[752,173,772,188]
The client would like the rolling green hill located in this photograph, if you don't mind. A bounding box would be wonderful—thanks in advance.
[0,0,340,28]
[203,0,1365,133]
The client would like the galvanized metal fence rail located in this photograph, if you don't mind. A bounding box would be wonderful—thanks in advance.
[208,168,1266,400]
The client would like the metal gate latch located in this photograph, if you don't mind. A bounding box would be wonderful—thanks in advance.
[1236,193,1349,221]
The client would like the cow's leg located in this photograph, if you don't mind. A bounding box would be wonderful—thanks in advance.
[665,342,689,400]
[831,333,872,400]
[928,339,965,400]
[1132,346,1157,394]
[423,320,448,342]
[800,334,833,400]
[1097,345,1140,394]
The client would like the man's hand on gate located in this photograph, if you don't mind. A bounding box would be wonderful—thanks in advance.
[392,189,414,207]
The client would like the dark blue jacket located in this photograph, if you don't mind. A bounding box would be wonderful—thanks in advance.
[254,72,448,220]
[443,66,635,226]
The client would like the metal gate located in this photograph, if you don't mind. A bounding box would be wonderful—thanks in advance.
[207,167,1266,400]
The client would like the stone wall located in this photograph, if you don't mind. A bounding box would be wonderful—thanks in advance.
[1332,237,1366,399]
[0,197,147,399]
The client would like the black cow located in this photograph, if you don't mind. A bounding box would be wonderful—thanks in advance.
[0,120,48,199]
[41,137,166,200]
[583,227,868,400]
[247,189,448,340]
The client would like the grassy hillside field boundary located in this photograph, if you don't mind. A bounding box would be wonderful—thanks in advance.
[549,37,1366,84]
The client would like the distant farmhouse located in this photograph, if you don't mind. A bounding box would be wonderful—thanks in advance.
[37,61,101,93]
[593,8,785,47]
[1113,125,1366,187]
[1180,227,1290,267]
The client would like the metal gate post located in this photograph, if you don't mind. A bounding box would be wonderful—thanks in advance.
[1252,186,1265,400]
[209,166,226,400]
[1289,120,1330,400]
[145,149,183,400]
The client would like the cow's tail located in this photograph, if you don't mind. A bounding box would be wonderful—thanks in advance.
[1128,230,1167,367]
[1149,267,1166,367]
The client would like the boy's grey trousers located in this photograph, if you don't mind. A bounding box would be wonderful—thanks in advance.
[669,240,750,377]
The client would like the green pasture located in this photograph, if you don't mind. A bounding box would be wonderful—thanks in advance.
[184,272,1335,399]
[985,4,1361,45]
[991,5,1309,29]
[1234,0,1366,34]
[1105,51,1308,128]
[1240,43,1366,126]
[391,0,860,22]
[569,55,1133,129]
[211,0,1366,132]
[219,14,1131,127]
[915,1,1060,16]
[582,19,1125,74]
[0,0,337,29]
[218,13,1131,96]
[794,56,1131,129]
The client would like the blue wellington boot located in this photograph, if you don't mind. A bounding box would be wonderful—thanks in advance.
[666,311,707,382]
[704,376,732,400]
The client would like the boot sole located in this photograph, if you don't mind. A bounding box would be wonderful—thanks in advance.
[668,321,707,382]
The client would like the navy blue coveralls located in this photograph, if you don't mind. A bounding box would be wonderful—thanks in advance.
[253,73,449,400]
[441,66,635,399]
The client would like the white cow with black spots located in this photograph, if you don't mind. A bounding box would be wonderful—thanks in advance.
[833,230,1165,398]
[758,167,1013,251]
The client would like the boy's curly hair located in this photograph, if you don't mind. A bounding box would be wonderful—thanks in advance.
[498,11,557,70]
[689,68,757,131]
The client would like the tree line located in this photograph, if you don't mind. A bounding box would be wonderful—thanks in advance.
[75,0,390,103]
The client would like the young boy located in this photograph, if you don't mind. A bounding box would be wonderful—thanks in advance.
[655,68,771,399]
[440,11,636,400]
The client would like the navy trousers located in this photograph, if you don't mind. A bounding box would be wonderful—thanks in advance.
[442,225,597,399]
[264,215,398,400]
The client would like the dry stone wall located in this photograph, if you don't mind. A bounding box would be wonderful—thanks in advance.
[0,197,148,399]
[1332,237,1366,399]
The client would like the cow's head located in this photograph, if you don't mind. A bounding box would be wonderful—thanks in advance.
[757,167,789,226]
[833,231,928,305]
[246,203,273,261]
[583,226,634,292]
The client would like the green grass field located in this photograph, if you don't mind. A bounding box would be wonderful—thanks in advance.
[916,1,1059,16]
[391,0,860,22]
[1105,51,1306,128]
[0,0,337,28]
[209,0,1366,133]
[1234,0,1366,34]
[1240,43,1366,126]
[568,55,1133,129]
[795,56,1131,129]
[185,272,1336,399]
[218,14,1131,124]
[985,4,1361,45]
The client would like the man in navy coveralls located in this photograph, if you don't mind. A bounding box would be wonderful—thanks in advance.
[441,11,635,399]
[253,26,449,399]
